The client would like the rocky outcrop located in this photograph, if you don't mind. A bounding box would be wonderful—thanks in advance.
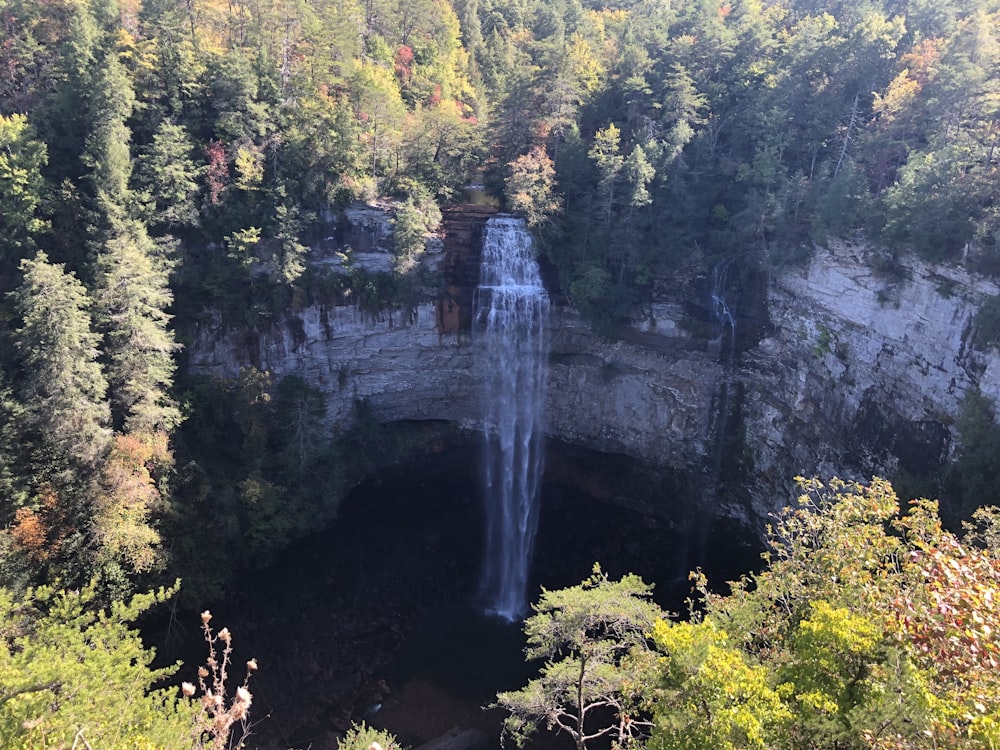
[435,204,494,337]
[742,242,1000,500]
[188,202,487,429]
[547,309,721,470]
[186,204,1000,524]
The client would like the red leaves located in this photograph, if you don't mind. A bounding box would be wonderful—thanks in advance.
[205,140,229,206]
[394,45,414,82]
[893,536,1000,688]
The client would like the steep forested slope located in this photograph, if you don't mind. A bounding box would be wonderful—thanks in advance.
[0,0,998,597]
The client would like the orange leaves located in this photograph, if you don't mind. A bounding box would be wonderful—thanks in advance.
[9,484,65,562]
[205,140,229,206]
[93,432,170,574]
[11,508,48,561]
[102,431,170,497]
[899,38,944,87]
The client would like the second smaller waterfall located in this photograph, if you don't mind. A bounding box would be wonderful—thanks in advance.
[474,216,550,621]
[710,259,736,359]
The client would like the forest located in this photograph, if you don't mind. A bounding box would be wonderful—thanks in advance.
[0,0,999,746]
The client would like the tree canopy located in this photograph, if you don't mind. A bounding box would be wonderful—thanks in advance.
[0,0,997,675]
[500,479,1000,750]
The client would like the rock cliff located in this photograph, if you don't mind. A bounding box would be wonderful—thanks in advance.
[742,242,1000,508]
[186,204,1000,523]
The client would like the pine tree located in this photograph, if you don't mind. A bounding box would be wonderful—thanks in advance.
[11,252,111,476]
[95,224,182,435]
[77,36,182,435]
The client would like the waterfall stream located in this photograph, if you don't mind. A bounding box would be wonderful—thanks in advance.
[672,259,739,580]
[708,259,737,479]
[710,259,736,360]
[474,216,550,621]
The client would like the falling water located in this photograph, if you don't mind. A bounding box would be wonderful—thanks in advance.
[708,258,738,485]
[710,259,736,360]
[675,259,739,581]
[474,216,550,621]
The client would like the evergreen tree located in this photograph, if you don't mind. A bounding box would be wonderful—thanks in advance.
[95,224,181,435]
[135,121,203,231]
[11,252,110,476]
[496,566,664,750]
[0,583,194,749]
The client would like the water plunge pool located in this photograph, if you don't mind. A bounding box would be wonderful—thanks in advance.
[188,442,761,750]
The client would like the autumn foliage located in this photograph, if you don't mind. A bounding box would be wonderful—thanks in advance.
[503,479,1000,750]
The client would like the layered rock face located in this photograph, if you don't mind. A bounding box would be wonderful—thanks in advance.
[188,204,485,429]
[743,242,1000,502]
[186,204,1000,522]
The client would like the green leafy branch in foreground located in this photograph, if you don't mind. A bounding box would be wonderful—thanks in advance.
[495,566,663,750]
[499,478,1000,750]
[0,582,258,750]
[0,582,191,749]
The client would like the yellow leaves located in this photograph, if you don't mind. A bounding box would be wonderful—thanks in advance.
[795,689,839,714]
[566,34,604,96]
[585,8,629,46]
[874,69,920,121]
[651,618,788,750]
[795,600,880,659]
[94,432,171,575]
[506,145,560,227]
[233,145,264,191]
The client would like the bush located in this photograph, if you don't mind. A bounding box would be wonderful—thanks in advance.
[337,722,405,750]
[971,294,1000,352]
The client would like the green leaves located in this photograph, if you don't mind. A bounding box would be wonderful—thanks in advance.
[95,220,181,435]
[12,252,110,473]
[136,121,203,230]
[0,114,49,259]
[0,582,194,750]
[390,193,441,275]
[496,566,664,750]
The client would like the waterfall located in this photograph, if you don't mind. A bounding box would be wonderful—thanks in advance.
[708,259,737,486]
[474,216,550,621]
[675,259,738,582]
[710,259,736,360]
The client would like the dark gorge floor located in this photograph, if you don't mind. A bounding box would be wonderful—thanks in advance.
[168,443,761,750]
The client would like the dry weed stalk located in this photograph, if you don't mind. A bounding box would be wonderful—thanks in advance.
[184,610,257,750]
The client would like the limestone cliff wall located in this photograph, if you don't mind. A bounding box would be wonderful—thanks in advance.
[187,297,721,472]
[743,242,1000,499]
[186,204,1000,522]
